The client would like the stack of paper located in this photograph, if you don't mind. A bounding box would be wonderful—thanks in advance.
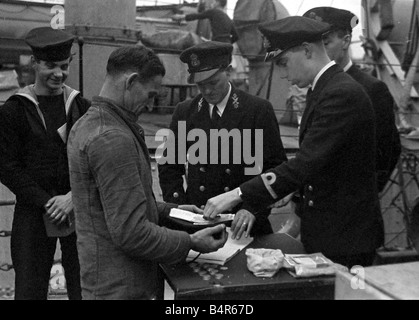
[170,208,234,225]
[187,228,253,265]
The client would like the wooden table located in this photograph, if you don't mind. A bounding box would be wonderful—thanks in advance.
[160,233,335,300]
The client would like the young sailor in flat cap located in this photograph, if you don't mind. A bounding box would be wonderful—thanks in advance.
[0,27,90,299]
[203,17,384,269]
[158,41,287,240]
[303,7,401,194]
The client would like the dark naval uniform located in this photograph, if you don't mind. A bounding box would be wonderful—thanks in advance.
[347,64,401,192]
[303,6,402,193]
[0,27,90,300]
[158,87,286,235]
[238,17,384,267]
[158,41,287,236]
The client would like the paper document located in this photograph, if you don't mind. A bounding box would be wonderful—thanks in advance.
[57,123,67,143]
[186,228,253,265]
[170,208,234,225]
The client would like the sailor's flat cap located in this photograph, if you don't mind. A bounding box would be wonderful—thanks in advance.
[303,7,359,32]
[25,27,75,61]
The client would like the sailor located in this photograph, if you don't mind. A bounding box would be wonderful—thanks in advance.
[0,27,90,300]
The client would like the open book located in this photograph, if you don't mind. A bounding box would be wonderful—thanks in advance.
[186,228,253,265]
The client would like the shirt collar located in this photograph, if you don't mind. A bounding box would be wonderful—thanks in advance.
[311,61,336,91]
[343,60,353,72]
[210,82,232,117]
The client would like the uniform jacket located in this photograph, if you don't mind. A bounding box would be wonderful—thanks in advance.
[67,97,191,300]
[158,86,287,235]
[0,84,90,211]
[347,65,401,192]
[240,65,384,257]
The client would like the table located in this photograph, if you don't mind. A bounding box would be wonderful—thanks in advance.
[335,261,419,300]
[160,233,335,300]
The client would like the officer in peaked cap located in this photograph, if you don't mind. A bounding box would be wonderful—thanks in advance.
[25,26,75,61]
[180,41,233,84]
[159,41,287,240]
[304,7,401,195]
[258,16,331,62]
[0,26,90,300]
[302,7,359,33]
[204,16,384,269]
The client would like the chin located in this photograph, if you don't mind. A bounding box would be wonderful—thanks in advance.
[48,82,63,89]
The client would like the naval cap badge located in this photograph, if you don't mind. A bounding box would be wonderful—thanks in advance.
[190,54,200,68]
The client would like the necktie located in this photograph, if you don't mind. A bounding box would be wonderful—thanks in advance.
[212,105,221,124]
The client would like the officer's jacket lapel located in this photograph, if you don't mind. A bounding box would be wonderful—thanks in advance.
[189,97,213,131]
[219,88,245,130]
[299,65,342,141]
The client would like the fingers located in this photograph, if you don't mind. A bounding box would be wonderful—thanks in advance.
[178,205,204,215]
[193,205,204,215]
[232,220,251,240]
[231,211,255,240]
[45,197,56,211]
[203,199,221,220]
[48,210,66,225]
[211,225,228,248]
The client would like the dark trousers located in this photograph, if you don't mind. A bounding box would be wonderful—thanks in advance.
[11,208,81,300]
[328,252,377,270]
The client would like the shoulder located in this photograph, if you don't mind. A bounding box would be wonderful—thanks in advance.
[71,108,132,148]
[0,95,25,117]
[321,72,371,110]
[174,95,202,114]
[329,71,367,94]
[75,94,91,105]
[74,95,92,112]
[348,66,388,91]
[234,89,273,110]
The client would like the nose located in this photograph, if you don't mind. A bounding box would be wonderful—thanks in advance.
[53,67,63,78]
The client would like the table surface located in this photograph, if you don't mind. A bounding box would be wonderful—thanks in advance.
[363,262,419,300]
[160,233,335,300]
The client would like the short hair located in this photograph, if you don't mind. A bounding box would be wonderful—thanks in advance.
[106,45,166,82]
[217,0,227,8]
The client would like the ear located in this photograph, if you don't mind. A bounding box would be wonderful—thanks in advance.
[342,33,352,50]
[302,42,312,59]
[126,73,140,90]
[225,65,233,76]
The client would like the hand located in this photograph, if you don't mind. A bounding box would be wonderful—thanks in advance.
[203,189,242,220]
[230,209,255,240]
[172,14,185,22]
[178,204,203,215]
[190,224,228,253]
[45,192,73,226]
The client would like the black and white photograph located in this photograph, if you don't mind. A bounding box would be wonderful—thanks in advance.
[0,0,418,306]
